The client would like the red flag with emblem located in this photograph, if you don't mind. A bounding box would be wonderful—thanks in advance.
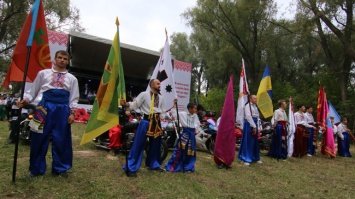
[2,0,51,89]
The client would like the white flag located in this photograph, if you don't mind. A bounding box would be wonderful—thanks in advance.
[148,33,176,111]
[236,59,249,129]
[287,97,296,157]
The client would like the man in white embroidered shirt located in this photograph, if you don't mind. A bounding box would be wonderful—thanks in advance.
[18,50,79,178]
[120,79,166,177]
[238,95,262,166]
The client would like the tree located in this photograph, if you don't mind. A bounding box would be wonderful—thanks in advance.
[297,0,355,115]
[183,0,277,83]
[0,0,85,55]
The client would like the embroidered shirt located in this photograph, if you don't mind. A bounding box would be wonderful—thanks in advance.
[24,68,79,108]
[127,90,166,119]
[244,103,260,128]
[171,108,200,129]
[273,108,288,123]
[294,112,313,128]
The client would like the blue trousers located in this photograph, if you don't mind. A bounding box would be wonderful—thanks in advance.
[238,118,260,163]
[123,119,162,172]
[338,132,352,157]
[165,127,196,172]
[307,128,315,155]
[29,101,72,175]
[269,123,288,159]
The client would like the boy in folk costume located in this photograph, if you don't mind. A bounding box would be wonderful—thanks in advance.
[304,106,317,156]
[165,100,200,172]
[269,99,288,159]
[336,117,352,157]
[293,105,314,157]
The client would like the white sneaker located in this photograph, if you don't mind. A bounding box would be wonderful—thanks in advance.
[307,154,312,157]
[243,162,250,166]
[256,160,263,164]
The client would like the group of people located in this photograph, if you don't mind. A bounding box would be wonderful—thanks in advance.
[266,99,352,164]
[11,50,352,180]
[0,93,20,122]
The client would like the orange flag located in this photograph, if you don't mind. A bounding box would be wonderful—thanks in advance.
[2,0,51,88]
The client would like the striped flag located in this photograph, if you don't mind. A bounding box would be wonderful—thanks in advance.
[236,59,249,129]
[287,98,296,157]
[256,65,273,118]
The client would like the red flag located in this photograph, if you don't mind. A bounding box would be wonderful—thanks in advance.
[214,76,236,167]
[2,0,51,89]
[316,85,325,124]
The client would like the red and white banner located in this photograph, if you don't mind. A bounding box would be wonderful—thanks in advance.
[174,60,192,111]
[48,30,68,67]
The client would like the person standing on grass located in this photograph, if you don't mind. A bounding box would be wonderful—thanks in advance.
[165,100,199,172]
[336,117,352,157]
[304,106,317,156]
[18,50,79,178]
[238,95,262,166]
[293,105,313,157]
[120,79,166,177]
[269,99,288,160]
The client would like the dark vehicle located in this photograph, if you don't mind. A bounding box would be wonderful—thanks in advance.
[235,120,273,155]
[95,110,168,162]
[9,101,36,144]
[259,121,273,154]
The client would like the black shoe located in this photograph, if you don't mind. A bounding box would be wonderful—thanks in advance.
[25,173,38,179]
[217,164,225,169]
[52,171,68,178]
[152,167,165,172]
[6,139,14,145]
[127,172,137,178]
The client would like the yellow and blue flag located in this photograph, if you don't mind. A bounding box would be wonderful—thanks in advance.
[257,65,273,118]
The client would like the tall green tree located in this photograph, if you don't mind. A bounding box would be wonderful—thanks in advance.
[183,0,277,84]
[0,0,84,55]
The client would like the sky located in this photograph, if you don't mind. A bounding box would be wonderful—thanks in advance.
[71,0,295,52]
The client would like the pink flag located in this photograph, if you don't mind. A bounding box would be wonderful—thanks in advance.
[214,76,236,167]
[318,85,336,158]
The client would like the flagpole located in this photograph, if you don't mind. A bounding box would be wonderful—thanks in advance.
[12,46,32,183]
[115,17,129,177]
[175,100,184,172]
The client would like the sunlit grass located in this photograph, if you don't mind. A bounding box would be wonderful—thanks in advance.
[1,122,355,198]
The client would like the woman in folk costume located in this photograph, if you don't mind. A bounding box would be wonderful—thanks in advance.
[165,100,200,172]
[336,117,352,157]
[269,99,288,159]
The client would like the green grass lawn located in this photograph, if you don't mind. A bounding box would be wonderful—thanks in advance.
[1,122,355,199]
